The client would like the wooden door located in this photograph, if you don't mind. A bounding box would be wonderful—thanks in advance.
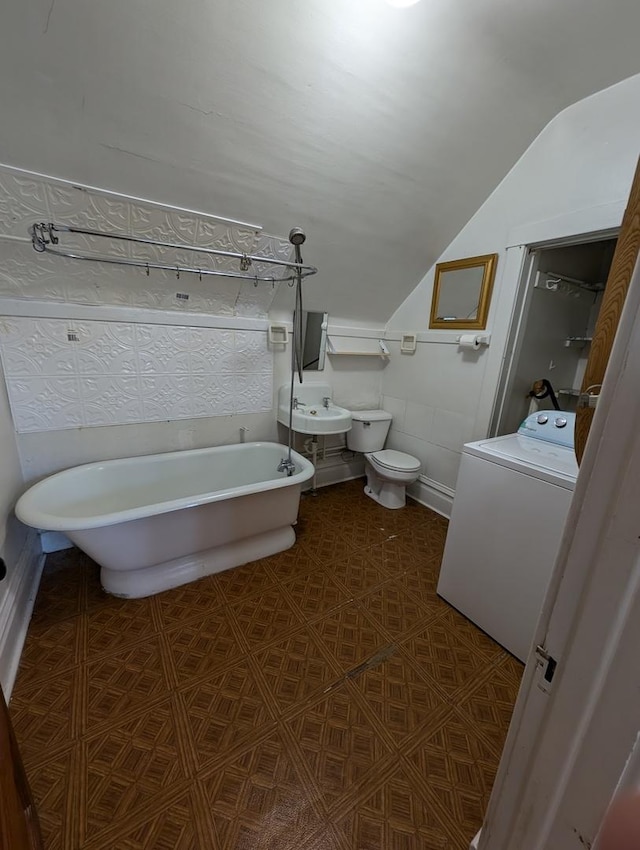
[0,687,44,850]
[575,155,640,462]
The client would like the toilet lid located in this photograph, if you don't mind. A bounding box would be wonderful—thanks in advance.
[371,450,421,472]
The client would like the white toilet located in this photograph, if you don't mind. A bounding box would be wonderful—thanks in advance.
[347,410,421,509]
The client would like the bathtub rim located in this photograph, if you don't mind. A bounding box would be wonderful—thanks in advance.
[15,441,314,533]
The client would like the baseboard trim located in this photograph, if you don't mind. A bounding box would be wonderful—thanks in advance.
[0,530,43,698]
[408,475,454,519]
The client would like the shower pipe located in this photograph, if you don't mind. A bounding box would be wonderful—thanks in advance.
[279,227,307,477]
[29,222,318,283]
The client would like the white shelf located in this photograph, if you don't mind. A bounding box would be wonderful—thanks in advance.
[327,350,386,356]
[326,337,390,357]
[558,388,581,397]
[564,336,593,347]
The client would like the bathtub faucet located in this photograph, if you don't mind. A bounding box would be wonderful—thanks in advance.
[278,456,296,476]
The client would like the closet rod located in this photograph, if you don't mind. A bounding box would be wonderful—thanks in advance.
[30,222,318,283]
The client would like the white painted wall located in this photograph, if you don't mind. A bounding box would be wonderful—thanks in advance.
[0,359,41,697]
[0,361,27,564]
[3,0,640,323]
[384,73,640,498]
[16,327,385,484]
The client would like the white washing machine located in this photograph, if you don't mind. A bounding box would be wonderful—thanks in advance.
[437,411,579,662]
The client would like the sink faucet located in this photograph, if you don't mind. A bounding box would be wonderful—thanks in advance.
[322,397,331,409]
[292,397,306,410]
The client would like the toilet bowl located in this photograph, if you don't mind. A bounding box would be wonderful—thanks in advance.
[347,410,421,509]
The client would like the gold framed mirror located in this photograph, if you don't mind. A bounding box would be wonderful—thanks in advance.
[429,253,498,330]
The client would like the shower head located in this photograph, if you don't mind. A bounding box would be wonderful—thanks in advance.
[289,227,306,246]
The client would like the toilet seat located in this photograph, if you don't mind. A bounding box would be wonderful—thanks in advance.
[369,449,421,474]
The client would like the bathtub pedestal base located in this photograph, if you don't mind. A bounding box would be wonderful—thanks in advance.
[100,525,296,598]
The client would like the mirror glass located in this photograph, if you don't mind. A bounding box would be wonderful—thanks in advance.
[429,254,498,330]
[302,311,328,371]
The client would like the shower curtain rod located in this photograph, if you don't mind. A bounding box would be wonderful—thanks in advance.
[29,222,318,284]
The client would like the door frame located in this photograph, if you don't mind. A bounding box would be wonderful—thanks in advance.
[480,250,640,849]
[489,227,619,437]
[471,199,625,447]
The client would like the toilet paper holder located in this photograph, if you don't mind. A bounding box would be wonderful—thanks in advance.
[456,333,491,349]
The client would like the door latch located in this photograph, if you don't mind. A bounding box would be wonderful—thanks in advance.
[535,644,557,693]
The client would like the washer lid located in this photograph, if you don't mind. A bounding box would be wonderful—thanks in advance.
[371,450,421,472]
[351,409,392,422]
[464,434,578,486]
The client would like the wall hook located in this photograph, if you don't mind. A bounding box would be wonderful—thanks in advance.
[176,266,180,280]
[145,263,150,277]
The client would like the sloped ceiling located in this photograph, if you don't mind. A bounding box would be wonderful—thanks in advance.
[1,0,640,322]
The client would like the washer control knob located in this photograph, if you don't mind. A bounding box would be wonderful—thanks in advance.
[554,416,568,428]
[536,414,549,424]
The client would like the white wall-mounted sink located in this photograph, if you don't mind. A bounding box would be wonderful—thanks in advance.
[278,404,352,435]
[277,381,352,435]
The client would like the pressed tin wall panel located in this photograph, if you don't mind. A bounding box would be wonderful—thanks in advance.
[0,317,273,432]
[0,165,292,317]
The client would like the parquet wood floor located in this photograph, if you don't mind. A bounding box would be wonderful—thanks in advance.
[10,478,523,849]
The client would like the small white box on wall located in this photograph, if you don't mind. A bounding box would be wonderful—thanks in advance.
[400,333,417,353]
[268,324,288,345]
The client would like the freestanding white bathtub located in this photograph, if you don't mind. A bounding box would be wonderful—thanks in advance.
[15,442,314,598]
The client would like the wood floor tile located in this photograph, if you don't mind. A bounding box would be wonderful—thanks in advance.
[13,615,82,688]
[179,658,276,770]
[85,595,159,657]
[285,683,394,810]
[164,609,246,686]
[405,708,499,809]
[312,602,390,672]
[304,528,363,565]
[398,563,442,608]
[232,587,305,650]
[327,550,394,598]
[253,629,340,715]
[82,699,190,840]
[10,667,81,765]
[402,713,497,844]
[215,559,279,603]
[332,516,390,551]
[455,670,520,757]
[351,650,450,747]
[198,729,325,850]
[366,535,434,575]
[154,576,226,628]
[399,616,496,699]
[85,636,170,732]
[261,541,321,582]
[497,651,525,690]
[282,570,353,620]
[31,561,85,626]
[25,745,80,850]
[437,605,505,663]
[333,763,465,850]
[11,479,517,849]
[83,789,203,850]
[360,581,438,639]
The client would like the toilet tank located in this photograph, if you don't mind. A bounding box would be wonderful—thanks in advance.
[347,410,392,452]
